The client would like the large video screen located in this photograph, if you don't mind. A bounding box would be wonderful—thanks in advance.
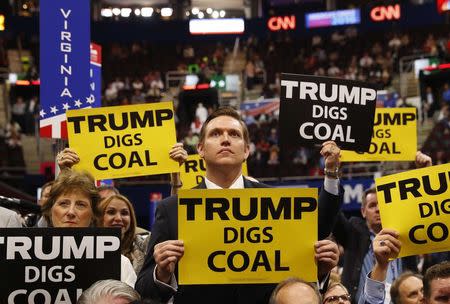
[189,18,245,35]
[305,9,361,28]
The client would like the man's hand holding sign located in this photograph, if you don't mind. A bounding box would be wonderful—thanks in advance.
[415,150,432,168]
[315,239,340,279]
[154,240,185,284]
[370,229,402,282]
[355,229,403,304]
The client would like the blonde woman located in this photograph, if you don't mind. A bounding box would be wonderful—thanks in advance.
[98,194,149,274]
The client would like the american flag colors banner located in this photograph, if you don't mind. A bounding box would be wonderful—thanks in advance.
[39,0,91,139]
[240,98,280,117]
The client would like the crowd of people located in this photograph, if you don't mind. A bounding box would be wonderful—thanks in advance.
[71,28,450,178]
[1,15,450,304]
[3,26,450,177]
[1,106,449,304]
[244,29,449,90]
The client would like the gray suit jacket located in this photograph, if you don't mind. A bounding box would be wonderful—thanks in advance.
[0,206,22,227]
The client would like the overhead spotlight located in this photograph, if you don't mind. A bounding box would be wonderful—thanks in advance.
[121,8,132,17]
[206,8,213,14]
[191,7,199,15]
[23,4,28,9]
[141,7,153,17]
[134,8,141,16]
[112,8,121,16]
[101,8,113,17]
[212,10,219,18]
[219,10,226,18]
[186,11,190,16]
[198,11,204,18]
[161,7,173,17]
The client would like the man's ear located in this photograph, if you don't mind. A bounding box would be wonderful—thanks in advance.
[361,207,366,219]
[243,144,250,162]
[198,142,204,158]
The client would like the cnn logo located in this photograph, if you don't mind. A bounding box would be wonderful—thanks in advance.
[370,4,401,22]
[267,15,296,31]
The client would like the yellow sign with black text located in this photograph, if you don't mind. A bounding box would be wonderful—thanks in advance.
[341,108,417,162]
[66,102,179,180]
[180,154,248,189]
[178,188,318,284]
[375,163,450,257]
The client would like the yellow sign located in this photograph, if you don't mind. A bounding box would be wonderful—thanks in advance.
[375,163,450,257]
[180,154,248,189]
[66,102,179,180]
[0,15,4,31]
[341,108,416,162]
[178,188,318,284]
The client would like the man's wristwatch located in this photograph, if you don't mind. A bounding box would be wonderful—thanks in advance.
[324,167,340,179]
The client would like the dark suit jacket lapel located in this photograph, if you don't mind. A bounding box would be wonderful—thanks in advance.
[193,176,250,189]
[243,176,254,188]
[193,179,207,189]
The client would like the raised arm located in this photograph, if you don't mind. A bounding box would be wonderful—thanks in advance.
[135,197,184,302]
[359,229,401,304]
[318,141,344,239]
[169,143,187,195]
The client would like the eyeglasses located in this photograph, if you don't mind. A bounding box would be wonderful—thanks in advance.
[323,294,351,304]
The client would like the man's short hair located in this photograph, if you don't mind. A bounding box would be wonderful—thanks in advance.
[423,261,450,299]
[390,271,423,304]
[198,106,250,145]
[269,277,320,304]
[77,279,140,304]
[361,187,376,208]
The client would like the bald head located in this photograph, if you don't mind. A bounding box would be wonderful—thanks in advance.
[97,296,132,304]
[270,278,320,304]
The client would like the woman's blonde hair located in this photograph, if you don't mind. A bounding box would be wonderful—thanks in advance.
[42,170,100,227]
[97,194,137,257]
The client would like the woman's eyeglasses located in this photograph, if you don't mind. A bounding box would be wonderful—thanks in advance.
[323,294,351,304]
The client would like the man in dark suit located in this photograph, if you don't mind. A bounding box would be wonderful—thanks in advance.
[135,107,343,304]
[332,151,431,304]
